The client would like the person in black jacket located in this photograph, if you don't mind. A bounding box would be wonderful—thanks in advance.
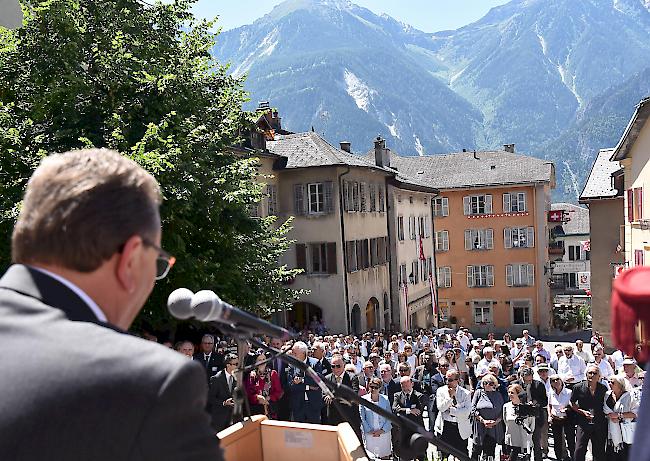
[415,354,445,431]
[324,354,361,439]
[571,365,614,461]
[207,353,239,433]
[194,334,224,382]
[378,363,401,405]
[518,366,549,461]
[392,376,427,461]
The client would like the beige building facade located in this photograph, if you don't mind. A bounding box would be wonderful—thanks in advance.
[579,148,624,347]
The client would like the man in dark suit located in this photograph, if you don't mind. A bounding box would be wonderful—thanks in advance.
[518,366,550,461]
[415,354,445,431]
[392,376,428,461]
[194,334,224,382]
[270,337,292,421]
[379,363,401,406]
[287,341,324,424]
[324,353,362,439]
[207,353,239,432]
[312,341,332,376]
[0,149,221,460]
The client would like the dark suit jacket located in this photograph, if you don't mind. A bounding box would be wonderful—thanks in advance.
[207,371,235,432]
[381,378,402,406]
[313,356,332,376]
[392,389,427,458]
[0,264,221,460]
[287,358,324,416]
[324,371,361,428]
[194,352,224,381]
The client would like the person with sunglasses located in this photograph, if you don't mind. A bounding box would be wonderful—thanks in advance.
[360,377,392,459]
[570,365,615,461]
[434,370,471,461]
[549,374,575,461]
[471,374,505,461]
[208,353,240,433]
[0,149,224,460]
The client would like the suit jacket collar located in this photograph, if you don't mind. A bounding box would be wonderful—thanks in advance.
[0,264,124,332]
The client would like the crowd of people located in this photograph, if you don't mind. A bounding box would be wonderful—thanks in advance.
[179,328,643,461]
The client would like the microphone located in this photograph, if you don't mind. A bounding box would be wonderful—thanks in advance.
[167,288,195,319]
[190,289,295,341]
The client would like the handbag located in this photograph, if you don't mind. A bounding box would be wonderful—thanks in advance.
[620,420,636,444]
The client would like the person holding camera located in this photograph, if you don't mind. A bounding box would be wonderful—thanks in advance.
[517,366,548,461]
[503,383,535,460]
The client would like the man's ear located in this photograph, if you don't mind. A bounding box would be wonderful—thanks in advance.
[115,234,144,294]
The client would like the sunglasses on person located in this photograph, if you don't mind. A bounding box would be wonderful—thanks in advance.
[369,385,381,390]
[142,238,176,280]
[439,364,449,368]
[332,364,343,369]
[446,378,457,382]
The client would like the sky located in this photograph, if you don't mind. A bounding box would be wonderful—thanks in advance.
[194,0,511,33]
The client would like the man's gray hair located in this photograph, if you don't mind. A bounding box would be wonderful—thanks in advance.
[292,341,309,355]
[201,334,214,342]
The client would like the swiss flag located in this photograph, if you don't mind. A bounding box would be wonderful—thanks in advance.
[548,210,564,222]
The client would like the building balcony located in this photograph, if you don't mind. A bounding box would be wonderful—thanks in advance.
[548,241,564,255]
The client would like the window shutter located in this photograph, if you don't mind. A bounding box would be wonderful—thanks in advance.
[343,181,349,212]
[447,267,452,288]
[424,217,430,238]
[442,197,449,216]
[504,228,512,249]
[463,196,470,215]
[353,182,360,211]
[486,229,494,249]
[527,227,535,248]
[294,184,305,215]
[569,246,575,261]
[464,230,472,250]
[327,242,337,274]
[324,181,334,214]
[628,189,634,222]
[503,193,511,213]
[520,192,527,212]
[506,264,513,287]
[443,231,449,250]
[296,244,307,270]
[467,266,474,287]
[360,182,367,212]
[378,185,385,212]
[487,265,494,286]
[527,264,534,286]
[485,195,493,214]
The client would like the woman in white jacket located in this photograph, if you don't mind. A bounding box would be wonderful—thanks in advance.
[604,375,640,461]
[434,370,472,461]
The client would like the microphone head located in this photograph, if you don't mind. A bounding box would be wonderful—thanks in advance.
[167,288,195,320]
[191,290,222,321]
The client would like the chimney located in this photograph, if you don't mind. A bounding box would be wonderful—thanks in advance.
[374,136,390,168]
[257,101,271,111]
[503,143,515,153]
[270,109,282,131]
[339,141,351,153]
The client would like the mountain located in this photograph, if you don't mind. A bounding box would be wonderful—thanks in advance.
[544,66,650,200]
[213,0,482,155]
[212,0,650,200]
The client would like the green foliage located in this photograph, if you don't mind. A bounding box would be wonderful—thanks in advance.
[0,0,300,331]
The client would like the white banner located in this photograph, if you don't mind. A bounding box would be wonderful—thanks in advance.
[577,271,591,290]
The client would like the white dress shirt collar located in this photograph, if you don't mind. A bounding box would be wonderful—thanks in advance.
[30,266,108,323]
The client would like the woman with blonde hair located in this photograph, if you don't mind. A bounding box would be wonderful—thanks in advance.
[503,383,534,460]
[605,375,640,461]
[359,377,392,459]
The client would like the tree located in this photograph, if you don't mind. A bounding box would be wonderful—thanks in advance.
[0,0,300,332]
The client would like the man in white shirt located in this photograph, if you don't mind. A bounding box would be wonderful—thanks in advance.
[457,329,471,351]
[475,347,500,379]
[557,345,586,384]
[550,345,564,372]
[520,329,536,347]
[574,340,593,364]
[619,357,644,388]
[434,370,471,460]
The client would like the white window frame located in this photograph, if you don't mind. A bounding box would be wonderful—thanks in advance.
[504,226,535,249]
[511,299,532,325]
[308,183,324,214]
[503,192,527,213]
[464,194,493,215]
[435,230,449,251]
[473,301,493,324]
[467,265,494,287]
[464,228,494,250]
[433,197,449,217]
[437,266,452,288]
[506,263,535,287]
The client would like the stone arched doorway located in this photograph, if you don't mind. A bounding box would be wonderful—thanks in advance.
[351,304,361,334]
[290,302,323,331]
[366,297,379,331]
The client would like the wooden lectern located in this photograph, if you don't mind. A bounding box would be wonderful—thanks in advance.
[217,415,369,461]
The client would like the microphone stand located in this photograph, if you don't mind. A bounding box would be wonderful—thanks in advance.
[248,337,471,461]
